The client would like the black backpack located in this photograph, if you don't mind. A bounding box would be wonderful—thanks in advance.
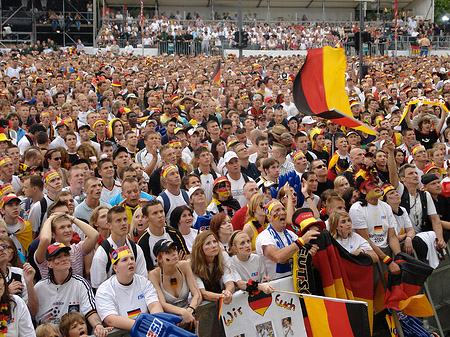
[99,239,138,274]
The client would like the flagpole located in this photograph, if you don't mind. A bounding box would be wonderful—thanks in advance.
[273,290,369,306]
[141,0,144,56]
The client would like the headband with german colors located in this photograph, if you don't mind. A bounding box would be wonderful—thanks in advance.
[411,144,426,156]
[227,139,238,148]
[0,183,14,199]
[93,119,107,129]
[381,184,395,198]
[264,199,283,215]
[398,97,449,126]
[291,150,305,161]
[161,164,177,178]
[43,170,60,184]
[0,156,11,167]
[40,111,50,118]
[111,245,132,265]
[169,140,182,147]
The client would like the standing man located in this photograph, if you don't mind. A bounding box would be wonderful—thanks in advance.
[224,152,253,207]
[234,142,260,180]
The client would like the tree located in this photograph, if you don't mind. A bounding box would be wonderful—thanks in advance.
[435,0,450,24]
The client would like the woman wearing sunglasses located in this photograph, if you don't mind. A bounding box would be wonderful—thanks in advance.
[43,149,68,187]
[243,194,269,252]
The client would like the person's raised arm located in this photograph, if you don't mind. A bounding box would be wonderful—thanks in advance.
[404,104,414,130]
[284,183,294,226]
[144,145,158,176]
[23,263,39,316]
[436,108,448,135]
[70,215,99,255]
[386,141,399,188]
[35,214,55,264]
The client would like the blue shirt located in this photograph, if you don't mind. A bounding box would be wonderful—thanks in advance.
[109,191,154,206]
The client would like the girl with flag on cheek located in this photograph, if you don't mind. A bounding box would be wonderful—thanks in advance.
[206,177,240,218]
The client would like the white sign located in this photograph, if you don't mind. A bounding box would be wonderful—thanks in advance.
[221,277,307,337]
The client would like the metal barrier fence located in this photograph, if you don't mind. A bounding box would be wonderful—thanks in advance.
[156,41,223,56]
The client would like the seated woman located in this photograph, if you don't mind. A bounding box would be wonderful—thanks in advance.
[170,206,198,252]
[328,210,378,262]
[206,177,240,218]
[129,207,148,242]
[243,194,269,252]
[149,239,201,329]
[0,269,35,336]
[228,231,274,294]
[190,231,235,304]
[210,213,233,252]
[95,245,163,330]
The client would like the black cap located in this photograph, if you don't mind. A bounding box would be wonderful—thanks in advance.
[421,173,439,185]
[46,242,71,261]
[78,124,91,132]
[153,239,177,257]
[113,146,128,160]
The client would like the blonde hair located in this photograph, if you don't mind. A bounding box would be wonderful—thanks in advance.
[89,206,110,228]
[129,207,147,238]
[0,220,7,238]
[334,176,349,190]
[329,210,352,239]
[244,193,265,224]
[36,323,59,337]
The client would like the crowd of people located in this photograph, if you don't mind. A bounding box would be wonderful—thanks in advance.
[97,11,443,52]
[0,46,448,336]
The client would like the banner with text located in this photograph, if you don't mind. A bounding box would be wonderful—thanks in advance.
[221,277,307,337]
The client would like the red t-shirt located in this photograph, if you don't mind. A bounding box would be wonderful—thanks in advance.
[232,205,248,231]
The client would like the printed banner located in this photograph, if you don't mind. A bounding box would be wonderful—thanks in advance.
[221,277,307,337]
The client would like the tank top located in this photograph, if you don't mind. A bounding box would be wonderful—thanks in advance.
[245,218,268,251]
[160,267,189,308]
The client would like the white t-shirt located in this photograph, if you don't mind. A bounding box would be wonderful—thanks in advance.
[392,206,414,235]
[230,253,267,283]
[255,227,298,280]
[336,233,372,254]
[100,182,122,204]
[90,237,148,289]
[183,229,198,253]
[226,174,254,208]
[6,295,35,337]
[95,274,159,321]
[144,229,174,267]
[35,274,96,325]
[349,200,395,249]
[198,172,219,203]
[157,190,189,226]
[396,183,436,232]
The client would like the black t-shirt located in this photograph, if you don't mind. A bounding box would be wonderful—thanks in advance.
[316,179,334,198]
[312,149,330,166]
[414,129,439,150]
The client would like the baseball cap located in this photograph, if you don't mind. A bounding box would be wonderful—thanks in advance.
[46,242,71,261]
[302,116,316,125]
[110,245,133,265]
[153,239,177,257]
[187,128,199,137]
[78,124,91,132]
[224,151,238,164]
[391,106,400,113]
[0,134,10,142]
[113,146,129,160]
[0,193,20,208]
[188,186,204,198]
[264,97,273,103]
[273,103,283,110]
[421,173,440,185]
[287,115,297,123]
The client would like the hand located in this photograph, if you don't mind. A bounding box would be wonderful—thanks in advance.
[436,238,447,250]
[22,263,36,285]
[301,229,320,244]
[308,244,319,257]
[178,249,186,261]
[404,237,413,255]
[262,276,271,282]
[388,261,401,275]
[259,283,275,294]
[301,181,308,198]
[385,140,395,154]
[180,308,195,325]
[222,290,233,305]
[94,324,113,337]
[8,281,24,295]
[353,249,364,255]
[150,145,157,156]
[138,198,148,207]
[283,182,291,195]
[117,199,126,208]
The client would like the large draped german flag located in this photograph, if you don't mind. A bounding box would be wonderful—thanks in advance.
[307,231,374,330]
[293,46,376,135]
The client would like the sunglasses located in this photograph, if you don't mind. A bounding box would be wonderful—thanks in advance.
[52,157,62,161]
[0,244,10,250]
[314,164,325,169]
[258,203,264,210]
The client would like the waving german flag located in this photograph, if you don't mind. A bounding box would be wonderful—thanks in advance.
[293,46,376,135]
[211,60,221,85]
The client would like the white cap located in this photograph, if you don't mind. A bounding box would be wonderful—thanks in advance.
[188,128,199,137]
[224,151,239,164]
[188,186,204,198]
[302,116,316,125]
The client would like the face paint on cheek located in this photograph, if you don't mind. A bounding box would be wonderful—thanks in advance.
[165,258,171,262]
[217,187,229,198]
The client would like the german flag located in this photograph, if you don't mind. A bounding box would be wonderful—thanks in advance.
[384,252,434,317]
[127,308,142,318]
[293,46,376,135]
[211,60,221,86]
[309,231,374,328]
[302,294,371,337]
[334,40,343,48]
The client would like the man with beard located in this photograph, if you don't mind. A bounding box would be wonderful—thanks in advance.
[349,166,401,276]
[255,200,320,280]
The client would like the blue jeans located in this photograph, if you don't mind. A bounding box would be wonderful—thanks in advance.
[420,46,429,57]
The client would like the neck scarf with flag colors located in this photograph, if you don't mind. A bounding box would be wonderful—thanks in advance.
[267,224,294,274]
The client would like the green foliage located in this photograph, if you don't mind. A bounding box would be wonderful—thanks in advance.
[435,0,450,23]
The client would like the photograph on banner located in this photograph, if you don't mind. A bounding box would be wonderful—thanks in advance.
[221,277,308,337]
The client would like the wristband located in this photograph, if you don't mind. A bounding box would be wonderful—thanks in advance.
[187,305,196,314]
[383,255,393,266]
[246,279,260,295]
[295,238,305,249]
[305,196,311,200]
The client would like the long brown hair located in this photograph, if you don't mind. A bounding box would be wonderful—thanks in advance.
[190,231,224,292]
[0,238,22,268]
[209,213,227,238]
